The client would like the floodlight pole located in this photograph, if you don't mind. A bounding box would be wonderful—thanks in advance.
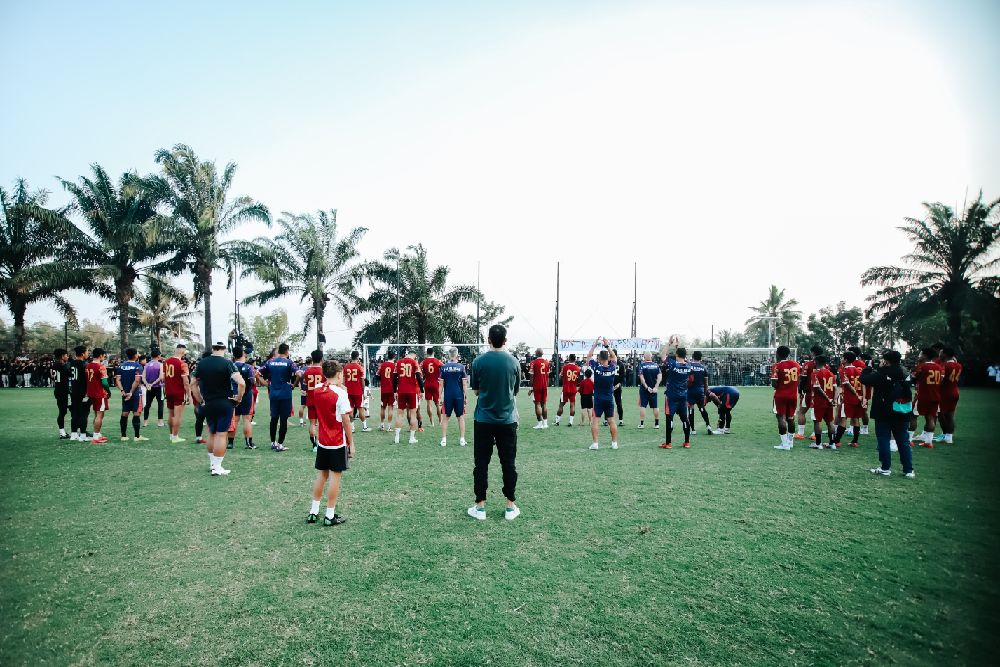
[476,261,481,344]
[630,262,637,337]
[553,262,560,377]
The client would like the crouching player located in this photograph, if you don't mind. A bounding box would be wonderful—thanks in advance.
[307,360,353,526]
[707,386,740,434]
[440,348,468,447]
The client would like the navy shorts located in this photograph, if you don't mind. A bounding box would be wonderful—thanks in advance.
[235,394,254,416]
[594,397,615,419]
[688,392,706,408]
[204,399,235,434]
[270,397,293,418]
[639,388,657,408]
[667,396,688,418]
[121,392,142,413]
[300,391,308,406]
[443,393,465,417]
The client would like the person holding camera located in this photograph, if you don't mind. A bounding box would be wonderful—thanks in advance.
[191,341,246,476]
[860,350,915,478]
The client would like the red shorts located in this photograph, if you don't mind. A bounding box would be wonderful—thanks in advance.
[166,393,185,409]
[349,394,363,410]
[561,389,577,404]
[532,386,548,403]
[424,386,439,402]
[813,403,834,423]
[380,389,394,408]
[307,405,318,421]
[914,399,939,417]
[799,393,812,409]
[397,392,417,410]
[773,396,796,418]
[840,402,865,420]
[89,394,109,413]
[864,387,873,400]
[939,392,959,413]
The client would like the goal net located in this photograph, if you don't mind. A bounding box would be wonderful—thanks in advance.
[687,347,797,387]
[361,342,488,387]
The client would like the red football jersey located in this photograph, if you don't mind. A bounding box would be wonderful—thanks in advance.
[302,366,325,406]
[420,357,443,386]
[942,360,962,396]
[163,357,188,396]
[530,358,550,389]
[771,360,801,399]
[914,361,944,402]
[560,363,581,392]
[378,361,396,393]
[801,360,816,394]
[312,384,350,448]
[395,357,421,393]
[812,368,837,404]
[580,377,594,395]
[840,365,864,405]
[343,362,365,396]
[85,361,108,397]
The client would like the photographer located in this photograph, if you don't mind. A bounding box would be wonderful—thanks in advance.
[860,350,915,478]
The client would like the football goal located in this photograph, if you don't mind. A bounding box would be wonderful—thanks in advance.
[361,342,489,386]
[687,347,797,387]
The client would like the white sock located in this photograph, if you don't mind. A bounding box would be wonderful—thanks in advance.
[59,428,66,435]
[945,433,953,443]
[310,500,321,514]
[325,506,336,519]
[796,425,805,436]
[209,454,219,468]
[923,431,933,443]
[611,441,617,447]
[554,416,561,424]
[216,455,224,468]
[569,416,574,425]
[395,428,401,435]
[362,420,368,428]
[543,419,548,426]
[94,432,101,438]
[593,442,599,447]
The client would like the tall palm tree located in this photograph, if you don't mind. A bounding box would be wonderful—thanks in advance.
[745,285,802,347]
[145,144,270,347]
[127,278,198,348]
[0,179,81,355]
[228,209,367,349]
[59,165,178,354]
[861,193,1000,352]
[353,244,487,345]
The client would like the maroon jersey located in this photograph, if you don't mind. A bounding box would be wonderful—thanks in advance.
[85,362,108,398]
[395,357,421,394]
[840,365,864,406]
[420,357,443,386]
[302,366,325,406]
[914,361,944,403]
[378,361,395,394]
[812,368,836,405]
[530,358,550,389]
[941,360,962,397]
[771,360,801,400]
[343,362,364,396]
[560,363,581,393]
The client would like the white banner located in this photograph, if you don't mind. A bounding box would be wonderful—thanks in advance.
[558,337,661,353]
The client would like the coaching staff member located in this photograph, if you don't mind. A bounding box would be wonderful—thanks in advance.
[191,341,246,477]
[860,350,914,478]
[468,324,521,521]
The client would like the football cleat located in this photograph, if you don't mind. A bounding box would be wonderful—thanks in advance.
[120,436,130,442]
[211,466,231,476]
[323,515,346,526]
[659,443,672,449]
[306,513,318,524]
[682,442,690,448]
[361,426,371,432]
[134,435,150,442]
[59,433,71,440]
[793,434,806,441]
[637,424,645,429]
[91,435,108,444]
[933,434,946,443]
[274,444,288,452]
[870,467,891,476]
[774,444,792,450]
[589,443,599,450]
[904,471,916,478]
[245,443,256,450]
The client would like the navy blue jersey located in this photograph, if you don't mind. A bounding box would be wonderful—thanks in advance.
[441,361,467,397]
[710,386,740,405]
[662,357,693,399]
[638,361,660,389]
[589,359,617,400]
[262,356,299,400]
[688,361,708,395]
[116,360,143,393]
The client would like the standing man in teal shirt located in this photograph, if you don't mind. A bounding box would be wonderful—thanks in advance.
[468,324,521,521]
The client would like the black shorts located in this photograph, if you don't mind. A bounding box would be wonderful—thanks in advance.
[315,446,349,472]
[55,391,69,410]
[204,399,235,434]
[580,394,594,409]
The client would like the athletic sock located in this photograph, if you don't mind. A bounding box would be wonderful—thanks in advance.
[310,435,316,446]
[209,453,217,468]
[640,420,644,426]
[59,428,67,436]
[569,416,574,425]
[834,425,846,444]
[654,420,659,427]
[245,437,252,447]
[132,416,140,437]
[923,431,933,444]
[362,420,368,428]
[310,499,321,514]
[325,506,336,519]
[120,415,128,437]
[797,425,805,436]
[944,433,953,443]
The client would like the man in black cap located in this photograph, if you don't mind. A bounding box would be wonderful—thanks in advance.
[191,342,246,476]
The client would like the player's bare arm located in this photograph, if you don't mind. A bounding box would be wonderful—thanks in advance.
[230,371,246,403]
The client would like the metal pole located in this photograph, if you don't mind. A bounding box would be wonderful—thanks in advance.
[476,261,481,344]
[396,255,401,344]
[553,262,560,376]
[630,262,637,337]
[711,324,714,348]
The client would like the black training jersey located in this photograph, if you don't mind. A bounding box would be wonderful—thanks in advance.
[69,359,88,398]
[53,361,70,393]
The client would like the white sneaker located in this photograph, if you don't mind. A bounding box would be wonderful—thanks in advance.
[829,443,838,450]
[533,423,545,429]
[774,444,793,450]
[467,505,486,521]
[460,438,467,447]
[691,428,697,435]
[589,443,599,450]
[250,420,257,426]
[611,442,618,450]
[505,505,521,521]
[211,466,231,476]
[860,426,869,435]
[409,437,418,445]
[361,426,371,432]
[889,441,898,452]
[870,467,891,476]
[904,471,916,478]
[440,438,447,447]
[637,423,645,429]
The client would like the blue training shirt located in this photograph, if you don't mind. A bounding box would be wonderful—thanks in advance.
[441,360,467,397]
[710,386,740,404]
[688,361,708,396]
[638,361,660,390]
[117,360,143,393]
[589,358,617,400]
[662,357,693,400]
[262,356,299,400]
[235,361,256,407]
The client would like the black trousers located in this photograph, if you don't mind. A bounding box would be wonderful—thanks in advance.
[613,387,624,421]
[473,421,518,503]
[70,395,90,433]
[55,391,69,429]
[144,386,164,421]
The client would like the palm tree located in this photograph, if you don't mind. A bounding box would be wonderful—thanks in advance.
[353,244,488,345]
[0,179,81,355]
[128,278,198,348]
[745,285,802,347]
[228,209,367,349]
[59,165,178,354]
[861,193,1000,352]
[145,144,270,347]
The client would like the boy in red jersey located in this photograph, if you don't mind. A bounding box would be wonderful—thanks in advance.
[306,360,353,526]
[554,354,581,426]
[377,351,397,431]
[343,350,370,432]
[393,350,423,444]
[85,348,111,444]
[795,345,823,440]
[910,347,944,448]
[579,369,595,424]
[770,345,801,450]
[302,350,326,451]
[163,344,190,443]
[528,349,551,429]
[810,355,838,449]
[420,348,443,427]
[936,347,962,444]
[838,351,865,447]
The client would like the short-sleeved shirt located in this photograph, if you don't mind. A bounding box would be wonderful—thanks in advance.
[441,361,467,397]
[378,361,396,393]
[530,358,550,389]
[840,365,864,405]
[70,358,89,398]
[709,386,740,404]
[343,362,365,396]
[262,357,299,400]
[470,350,520,424]
[580,378,594,395]
[771,360,801,399]
[421,358,443,388]
[662,357,692,400]
[588,359,616,400]
[85,361,108,397]
[688,361,708,394]
[914,361,944,402]
[302,366,325,406]
[163,357,189,397]
[638,361,660,389]
[942,360,962,396]
[193,355,238,402]
[144,359,163,387]
[395,357,421,394]
[312,384,351,448]
[116,360,143,393]
[52,361,70,393]
[812,368,837,405]
[560,363,581,392]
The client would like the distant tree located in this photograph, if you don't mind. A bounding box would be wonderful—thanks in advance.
[127,278,198,348]
[244,309,304,357]
[0,179,81,355]
[716,329,749,348]
[795,302,864,353]
[511,341,531,358]
[861,192,1000,352]
[745,285,802,346]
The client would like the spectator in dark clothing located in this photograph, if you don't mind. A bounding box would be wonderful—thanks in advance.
[861,350,914,478]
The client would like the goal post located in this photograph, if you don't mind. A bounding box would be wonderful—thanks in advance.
[361,342,489,387]
[687,347,797,387]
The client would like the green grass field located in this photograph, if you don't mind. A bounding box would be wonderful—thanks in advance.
[1,386,998,666]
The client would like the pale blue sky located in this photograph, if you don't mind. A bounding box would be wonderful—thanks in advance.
[2,0,998,349]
